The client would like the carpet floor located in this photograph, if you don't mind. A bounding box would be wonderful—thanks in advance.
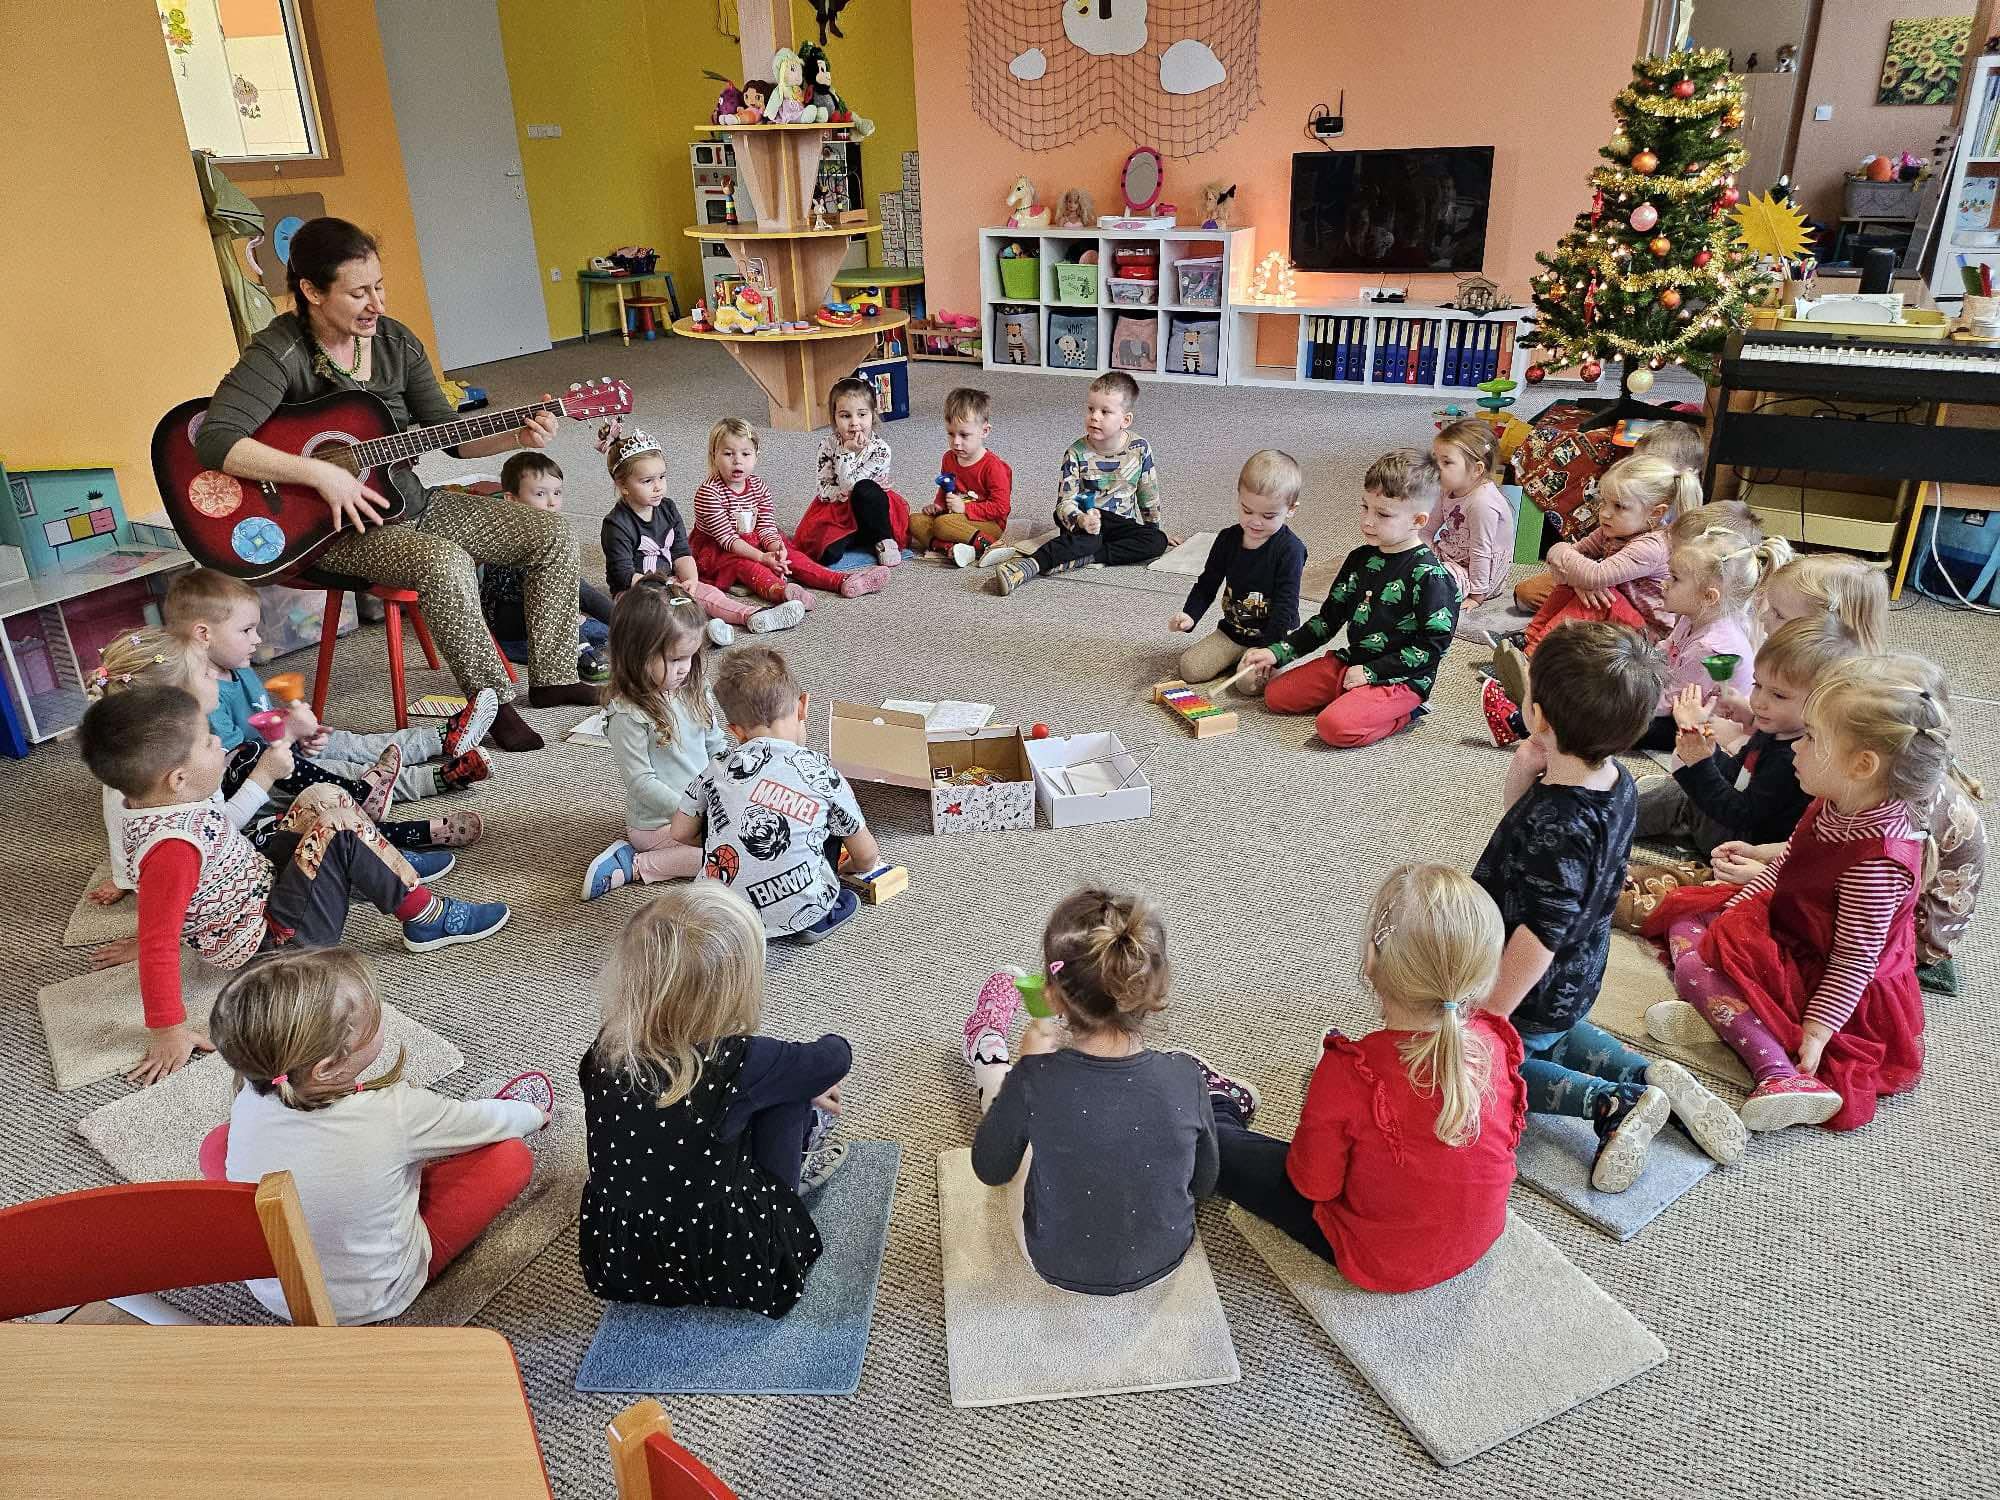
[6,339,1998,1498]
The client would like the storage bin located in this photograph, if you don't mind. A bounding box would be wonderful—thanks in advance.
[993,306,1040,366]
[997,250,1040,300]
[1047,311,1098,370]
[1053,261,1098,304]
[1166,315,1221,376]
[1110,313,1156,372]
[1110,244,1159,279]
[1109,277,1158,306]
[1842,177,1920,219]
[1174,256,1223,307]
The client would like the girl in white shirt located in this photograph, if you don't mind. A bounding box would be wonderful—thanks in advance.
[582,581,731,900]
[203,948,549,1324]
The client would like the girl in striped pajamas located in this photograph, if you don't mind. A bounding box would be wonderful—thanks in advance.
[1644,656,1955,1133]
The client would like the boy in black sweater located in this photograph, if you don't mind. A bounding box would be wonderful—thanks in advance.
[1238,449,1457,748]
[1474,621,1746,1191]
[1169,449,1308,685]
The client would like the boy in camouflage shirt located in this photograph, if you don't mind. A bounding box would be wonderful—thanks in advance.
[1238,450,1459,748]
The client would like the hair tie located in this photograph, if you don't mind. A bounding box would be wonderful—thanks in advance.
[271,1072,288,1087]
[1047,960,1065,975]
[1440,1000,1462,1017]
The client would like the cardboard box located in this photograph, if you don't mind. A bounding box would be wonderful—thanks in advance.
[830,702,1035,833]
[1025,732,1154,828]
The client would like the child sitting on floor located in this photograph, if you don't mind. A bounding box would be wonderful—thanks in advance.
[910,386,1013,566]
[687,415,885,607]
[791,378,907,579]
[992,372,1167,595]
[1618,615,1860,931]
[77,687,505,1084]
[1424,419,1512,607]
[1208,865,1524,1291]
[582,582,730,901]
[960,888,1248,1296]
[1514,419,1706,614]
[1758,552,1888,653]
[165,570,494,816]
[1236,450,1458,749]
[203,948,549,1325]
[1644,656,1955,1132]
[1521,454,1695,648]
[1168,449,1307,687]
[579,882,853,1317]
[669,646,878,944]
[1474,622,1745,1190]
[481,452,614,684]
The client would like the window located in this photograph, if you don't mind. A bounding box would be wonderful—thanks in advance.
[159,0,326,163]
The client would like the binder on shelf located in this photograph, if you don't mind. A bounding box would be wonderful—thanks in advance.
[1405,321,1422,384]
[1338,318,1355,380]
[1479,323,1501,383]
[1418,321,1439,383]
[1369,320,1386,382]
[1307,318,1323,380]
[1442,323,1462,386]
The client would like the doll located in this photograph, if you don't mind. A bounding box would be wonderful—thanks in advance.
[771,49,818,123]
[738,79,771,124]
[1054,187,1095,228]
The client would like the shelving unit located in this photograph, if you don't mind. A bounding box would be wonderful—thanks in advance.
[978,226,1255,384]
[689,134,866,305]
[1228,300,1534,396]
[1929,52,2000,304]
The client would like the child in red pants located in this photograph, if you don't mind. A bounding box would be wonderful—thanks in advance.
[1238,450,1459,748]
[691,415,889,603]
[203,948,550,1324]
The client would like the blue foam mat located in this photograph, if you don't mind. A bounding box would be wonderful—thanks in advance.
[575,1139,901,1395]
[1513,1112,1715,1242]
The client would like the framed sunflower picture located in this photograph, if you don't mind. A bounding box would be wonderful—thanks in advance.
[1878,15,1973,106]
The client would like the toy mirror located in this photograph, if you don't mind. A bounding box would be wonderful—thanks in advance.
[1120,147,1163,214]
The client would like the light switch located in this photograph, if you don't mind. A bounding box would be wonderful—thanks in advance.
[1813,104,1833,121]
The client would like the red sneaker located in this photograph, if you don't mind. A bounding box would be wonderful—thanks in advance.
[441,749,491,791]
[1482,678,1524,748]
[443,688,499,758]
[1741,1074,1842,1131]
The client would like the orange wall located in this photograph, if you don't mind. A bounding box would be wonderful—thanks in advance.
[231,0,439,357]
[0,1,240,517]
[912,0,1645,313]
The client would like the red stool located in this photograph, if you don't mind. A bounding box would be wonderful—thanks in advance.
[283,570,516,730]
[625,296,670,340]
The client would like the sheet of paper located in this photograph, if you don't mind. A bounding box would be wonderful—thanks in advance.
[881,699,996,733]
[566,708,610,747]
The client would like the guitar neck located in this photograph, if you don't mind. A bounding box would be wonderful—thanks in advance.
[346,397,568,469]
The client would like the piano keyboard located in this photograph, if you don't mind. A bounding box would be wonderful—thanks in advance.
[1737,336,2000,376]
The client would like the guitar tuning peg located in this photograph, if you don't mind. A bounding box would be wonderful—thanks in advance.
[569,382,581,391]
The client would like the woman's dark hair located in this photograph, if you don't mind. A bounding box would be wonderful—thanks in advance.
[286,217,381,315]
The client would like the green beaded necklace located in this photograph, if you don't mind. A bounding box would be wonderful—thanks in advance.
[316,333,369,379]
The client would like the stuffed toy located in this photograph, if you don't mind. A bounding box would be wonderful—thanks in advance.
[1199,182,1237,230]
[704,72,744,125]
[797,41,873,137]
[738,80,771,124]
[1005,177,1051,230]
[771,49,820,123]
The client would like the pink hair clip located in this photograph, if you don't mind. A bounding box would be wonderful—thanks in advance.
[1047,960,1065,975]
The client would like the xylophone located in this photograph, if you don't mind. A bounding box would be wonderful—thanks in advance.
[1153,679,1239,739]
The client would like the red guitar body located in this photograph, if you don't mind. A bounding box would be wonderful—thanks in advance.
[151,379,631,582]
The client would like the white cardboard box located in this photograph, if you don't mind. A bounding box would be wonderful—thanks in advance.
[829,702,1035,834]
[1025,732,1154,828]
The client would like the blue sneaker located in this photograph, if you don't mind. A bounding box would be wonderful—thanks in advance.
[791,885,859,945]
[582,840,637,901]
[405,849,456,882]
[402,896,510,953]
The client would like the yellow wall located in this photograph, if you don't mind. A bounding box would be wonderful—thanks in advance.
[230,0,438,357]
[0,1,240,517]
[500,0,917,341]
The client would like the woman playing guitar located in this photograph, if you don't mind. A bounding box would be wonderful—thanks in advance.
[196,217,596,752]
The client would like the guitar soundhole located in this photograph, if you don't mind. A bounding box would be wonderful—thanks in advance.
[188,469,246,519]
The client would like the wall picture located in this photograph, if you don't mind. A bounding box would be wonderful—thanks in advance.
[1878,15,1972,106]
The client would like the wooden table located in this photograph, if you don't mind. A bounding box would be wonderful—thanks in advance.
[0,1324,552,1498]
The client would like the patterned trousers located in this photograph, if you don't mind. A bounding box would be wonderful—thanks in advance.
[319,486,582,700]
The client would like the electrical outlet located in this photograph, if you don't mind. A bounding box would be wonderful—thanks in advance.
[549,267,562,282]
[1813,103,1833,121]
[525,123,562,139]
[1967,511,1988,527]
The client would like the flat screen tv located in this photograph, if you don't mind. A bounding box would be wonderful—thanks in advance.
[1290,147,1495,273]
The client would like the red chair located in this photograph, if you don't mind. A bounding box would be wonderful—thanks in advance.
[608,1400,736,1499]
[282,568,517,730]
[0,1171,334,1325]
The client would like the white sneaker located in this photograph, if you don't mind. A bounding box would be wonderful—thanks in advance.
[1646,999,1719,1048]
[950,542,977,567]
[1645,1058,1747,1166]
[706,619,735,647]
[747,598,806,633]
[876,539,902,568]
[979,545,1017,570]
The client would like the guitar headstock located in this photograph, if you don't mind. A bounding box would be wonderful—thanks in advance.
[560,378,634,421]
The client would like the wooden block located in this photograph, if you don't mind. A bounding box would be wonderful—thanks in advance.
[842,863,908,904]
[1152,680,1239,739]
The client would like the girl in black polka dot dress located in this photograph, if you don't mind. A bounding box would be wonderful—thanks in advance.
[578,882,852,1317]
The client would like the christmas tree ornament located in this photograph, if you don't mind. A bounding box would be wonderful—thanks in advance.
[1718,185,1741,209]
[1526,364,1548,384]
[1694,248,1713,269]
[1609,133,1633,156]
[1722,107,1743,129]
[1581,359,1604,381]
[1592,189,1605,222]
[1684,162,1705,176]
[1650,235,1672,256]
[1632,149,1660,175]
[1730,190,1813,263]
[1659,287,1683,309]
[1672,78,1696,98]
[1630,202,1660,232]
[1627,367,1656,394]
[1648,356,1666,370]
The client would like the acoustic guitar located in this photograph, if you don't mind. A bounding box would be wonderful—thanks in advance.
[150,378,633,581]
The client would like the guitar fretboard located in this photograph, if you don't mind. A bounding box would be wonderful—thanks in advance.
[344,398,568,469]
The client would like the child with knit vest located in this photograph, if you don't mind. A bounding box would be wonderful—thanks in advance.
[1236,450,1458,749]
[991,372,1168,595]
[77,686,510,1085]
[910,387,1014,565]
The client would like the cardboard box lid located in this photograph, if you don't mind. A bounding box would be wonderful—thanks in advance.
[830,701,932,790]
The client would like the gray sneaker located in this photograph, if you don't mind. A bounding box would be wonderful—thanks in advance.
[747,598,806,633]
[800,1141,848,1195]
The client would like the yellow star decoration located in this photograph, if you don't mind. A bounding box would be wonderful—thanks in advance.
[1731,190,1812,262]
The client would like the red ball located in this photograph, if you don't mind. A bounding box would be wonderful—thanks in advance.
[1649,235,1672,256]
[1631,149,1660,175]
[1718,186,1741,209]
[1525,364,1548,384]
[1694,248,1713,269]
[1659,287,1683,309]
[1672,78,1696,98]
[1030,723,1051,739]
[1580,359,1604,381]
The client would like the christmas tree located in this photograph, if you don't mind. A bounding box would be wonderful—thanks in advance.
[1522,48,1771,416]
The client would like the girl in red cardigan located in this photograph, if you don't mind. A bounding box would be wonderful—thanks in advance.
[1207,864,1525,1292]
[1644,656,1951,1132]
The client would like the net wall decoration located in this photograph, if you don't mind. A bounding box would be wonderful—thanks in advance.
[968,0,1263,159]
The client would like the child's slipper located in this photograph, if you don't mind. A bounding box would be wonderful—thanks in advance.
[426,810,484,848]
[1481,678,1524,748]
[1590,1084,1670,1193]
[493,1070,555,1115]
[360,744,403,822]
[964,970,1023,1064]
[1645,1058,1747,1165]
